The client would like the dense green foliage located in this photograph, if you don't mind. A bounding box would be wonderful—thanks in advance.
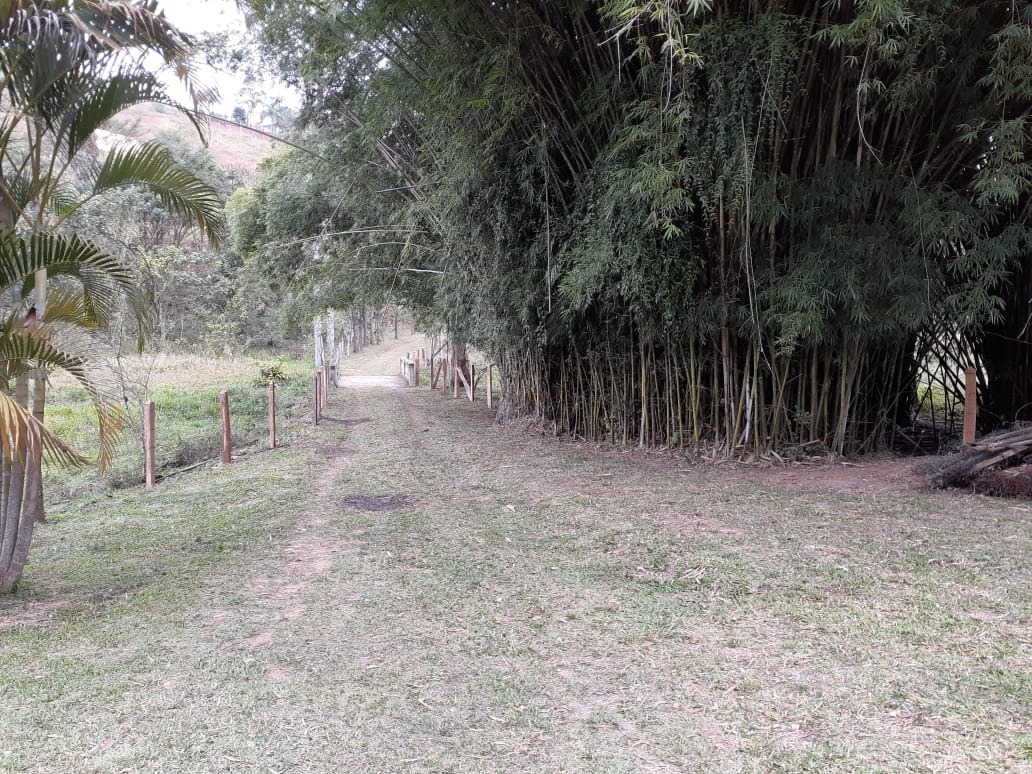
[238,0,1031,454]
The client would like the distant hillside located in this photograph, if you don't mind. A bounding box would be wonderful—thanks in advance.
[107,103,282,175]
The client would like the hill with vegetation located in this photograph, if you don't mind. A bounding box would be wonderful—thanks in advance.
[107,103,280,175]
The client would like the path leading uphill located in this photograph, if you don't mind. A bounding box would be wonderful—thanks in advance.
[2,335,1029,772]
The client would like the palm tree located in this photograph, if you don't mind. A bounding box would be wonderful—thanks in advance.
[0,1,226,593]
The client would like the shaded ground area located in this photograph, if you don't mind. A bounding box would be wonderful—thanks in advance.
[1,335,1029,772]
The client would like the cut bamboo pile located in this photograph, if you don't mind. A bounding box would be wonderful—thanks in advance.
[926,426,1032,488]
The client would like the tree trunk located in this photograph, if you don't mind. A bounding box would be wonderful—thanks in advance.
[0,375,41,593]
[31,373,45,524]
[31,269,47,524]
[313,313,324,368]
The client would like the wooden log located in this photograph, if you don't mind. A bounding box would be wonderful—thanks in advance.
[455,364,473,401]
[972,426,1032,449]
[220,390,232,464]
[927,425,1032,487]
[268,381,277,450]
[144,400,156,489]
[963,367,977,444]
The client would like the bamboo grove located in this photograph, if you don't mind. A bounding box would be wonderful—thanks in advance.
[237,0,1032,455]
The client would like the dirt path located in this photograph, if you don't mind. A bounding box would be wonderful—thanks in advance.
[3,334,1030,772]
[215,336,1028,771]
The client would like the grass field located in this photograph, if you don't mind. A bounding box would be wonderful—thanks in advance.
[43,352,313,503]
[1,336,1029,772]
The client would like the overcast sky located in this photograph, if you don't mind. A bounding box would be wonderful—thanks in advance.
[157,0,299,116]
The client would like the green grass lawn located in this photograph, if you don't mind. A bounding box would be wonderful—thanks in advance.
[2,335,1029,772]
[43,353,313,503]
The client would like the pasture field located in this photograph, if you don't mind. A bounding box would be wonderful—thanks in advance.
[43,353,312,502]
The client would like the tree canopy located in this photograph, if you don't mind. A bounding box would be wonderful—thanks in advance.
[237,0,1032,454]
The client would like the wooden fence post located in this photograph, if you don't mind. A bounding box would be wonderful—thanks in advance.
[451,346,458,398]
[220,390,232,464]
[414,356,420,386]
[963,366,977,445]
[268,381,277,450]
[313,374,320,424]
[144,400,155,489]
[487,364,493,410]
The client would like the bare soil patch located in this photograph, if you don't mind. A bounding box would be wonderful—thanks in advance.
[283,534,350,577]
[316,445,358,457]
[339,374,407,389]
[614,446,934,496]
[0,598,69,630]
[320,417,374,427]
[339,493,414,512]
[739,454,932,495]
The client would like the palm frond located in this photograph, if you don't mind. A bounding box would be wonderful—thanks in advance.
[58,69,175,158]
[0,328,125,467]
[0,230,147,336]
[36,285,107,328]
[0,230,133,292]
[4,169,79,219]
[0,389,87,467]
[90,141,227,244]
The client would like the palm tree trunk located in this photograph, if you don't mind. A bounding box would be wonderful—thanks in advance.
[31,372,46,524]
[0,375,38,593]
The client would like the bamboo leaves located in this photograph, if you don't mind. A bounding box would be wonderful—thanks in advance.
[239,0,1032,451]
